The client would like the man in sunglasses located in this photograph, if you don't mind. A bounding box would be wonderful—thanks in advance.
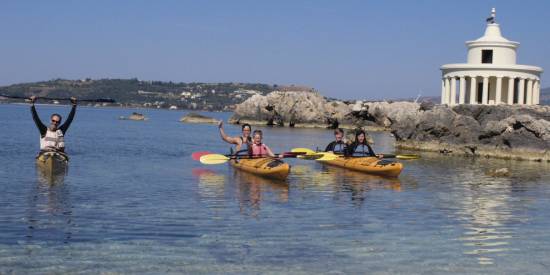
[30,96,77,153]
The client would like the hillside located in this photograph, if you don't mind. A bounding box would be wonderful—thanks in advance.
[0,78,286,111]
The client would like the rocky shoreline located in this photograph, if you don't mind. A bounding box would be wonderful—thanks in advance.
[230,90,550,162]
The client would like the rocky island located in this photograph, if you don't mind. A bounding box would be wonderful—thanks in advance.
[230,89,550,162]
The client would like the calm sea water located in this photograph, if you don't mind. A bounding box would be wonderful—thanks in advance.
[1,104,550,274]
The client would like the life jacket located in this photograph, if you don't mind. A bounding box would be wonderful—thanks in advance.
[250,143,268,156]
[332,141,346,154]
[235,136,251,155]
[352,144,372,156]
[40,129,65,151]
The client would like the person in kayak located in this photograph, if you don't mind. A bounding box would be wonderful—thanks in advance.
[218,121,252,155]
[249,130,280,158]
[30,95,77,153]
[324,128,348,154]
[347,130,379,157]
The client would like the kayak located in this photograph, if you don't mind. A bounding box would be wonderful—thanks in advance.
[230,157,291,181]
[36,151,68,177]
[320,156,403,177]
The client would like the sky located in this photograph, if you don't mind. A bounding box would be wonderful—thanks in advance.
[1,0,548,100]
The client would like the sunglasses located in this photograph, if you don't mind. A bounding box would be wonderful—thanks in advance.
[51,119,60,124]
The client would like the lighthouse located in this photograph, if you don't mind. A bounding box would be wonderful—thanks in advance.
[440,8,543,105]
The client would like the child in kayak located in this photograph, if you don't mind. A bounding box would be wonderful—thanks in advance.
[218,121,252,155]
[347,130,379,157]
[324,128,348,155]
[249,130,280,158]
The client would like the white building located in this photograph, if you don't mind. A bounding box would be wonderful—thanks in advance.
[441,8,543,105]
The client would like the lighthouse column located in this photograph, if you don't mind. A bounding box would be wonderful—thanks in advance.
[469,76,477,104]
[450,77,457,105]
[444,77,451,105]
[459,77,466,104]
[518,78,525,104]
[533,80,540,105]
[441,79,446,104]
[482,77,489,104]
[526,79,533,105]
[495,77,502,104]
[507,77,514,104]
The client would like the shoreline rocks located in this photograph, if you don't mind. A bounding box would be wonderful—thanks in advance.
[391,105,550,162]
[230,90,549,162]
[180,112,220,124]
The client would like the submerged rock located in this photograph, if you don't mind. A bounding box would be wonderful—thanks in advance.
[180,113,220,124]
[486,168,510,177]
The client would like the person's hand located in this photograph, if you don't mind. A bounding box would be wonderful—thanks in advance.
[70,97,77,105]
[218,120,223,129]
[29,95,37,104]
[377,154,384,159]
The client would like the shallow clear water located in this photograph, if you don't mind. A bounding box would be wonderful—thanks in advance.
[1,104,549,274]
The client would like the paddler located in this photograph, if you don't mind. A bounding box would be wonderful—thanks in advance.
[218,121,252,155]
[249,130,280,158]
[347,130,381,157]
[30,96,77,153]
[324,128,348,155]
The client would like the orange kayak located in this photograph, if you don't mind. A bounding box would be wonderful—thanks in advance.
[320,156,403,177]
[230,158,290,181]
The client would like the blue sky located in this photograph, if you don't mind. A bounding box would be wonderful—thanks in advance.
[1,0,548,100]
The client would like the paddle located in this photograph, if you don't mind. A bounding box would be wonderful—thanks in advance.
[0,94,116,103]
[192,151,212,161]
[198,152,305,165]
[291,148,420,160]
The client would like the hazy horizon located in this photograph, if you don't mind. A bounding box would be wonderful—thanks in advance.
[1,1,548,100]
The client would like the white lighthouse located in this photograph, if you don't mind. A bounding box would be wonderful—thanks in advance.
[441,8,543,105]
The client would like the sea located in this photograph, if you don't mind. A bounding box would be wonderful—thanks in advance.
[1,104,549,274]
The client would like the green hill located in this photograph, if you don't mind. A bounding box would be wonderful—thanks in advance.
[0,78,280,110]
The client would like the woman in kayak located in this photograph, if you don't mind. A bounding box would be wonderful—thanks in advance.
[324,128,348,155]
[218,121,252,155]
[249,130,280,158]
[347,130,379,157]
[30,95,77,153]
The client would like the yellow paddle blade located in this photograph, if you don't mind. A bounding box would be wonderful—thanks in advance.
[199,154,230,165]
[396,154,420,160]
[316,152,339,161]
[291,148,317,155]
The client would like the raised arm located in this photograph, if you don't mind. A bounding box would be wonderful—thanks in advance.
[218,121,241,145]
[59,98,77,134]
[30,96,47,136]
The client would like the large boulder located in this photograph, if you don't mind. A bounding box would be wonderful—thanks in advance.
[230,90,353,128]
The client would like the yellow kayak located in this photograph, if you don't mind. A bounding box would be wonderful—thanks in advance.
[36,151,68,178]
[230,157,291,181]
[320,156,403,178]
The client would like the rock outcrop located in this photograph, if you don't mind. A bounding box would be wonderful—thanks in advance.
[229,90,353,128]
[119,112,147,121]
[391,105,550,161]
[180,112,220,124]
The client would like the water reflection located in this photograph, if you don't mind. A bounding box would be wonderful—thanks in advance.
[26,172,73,243]
[193,168,226,199]
[234,171,289,218]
